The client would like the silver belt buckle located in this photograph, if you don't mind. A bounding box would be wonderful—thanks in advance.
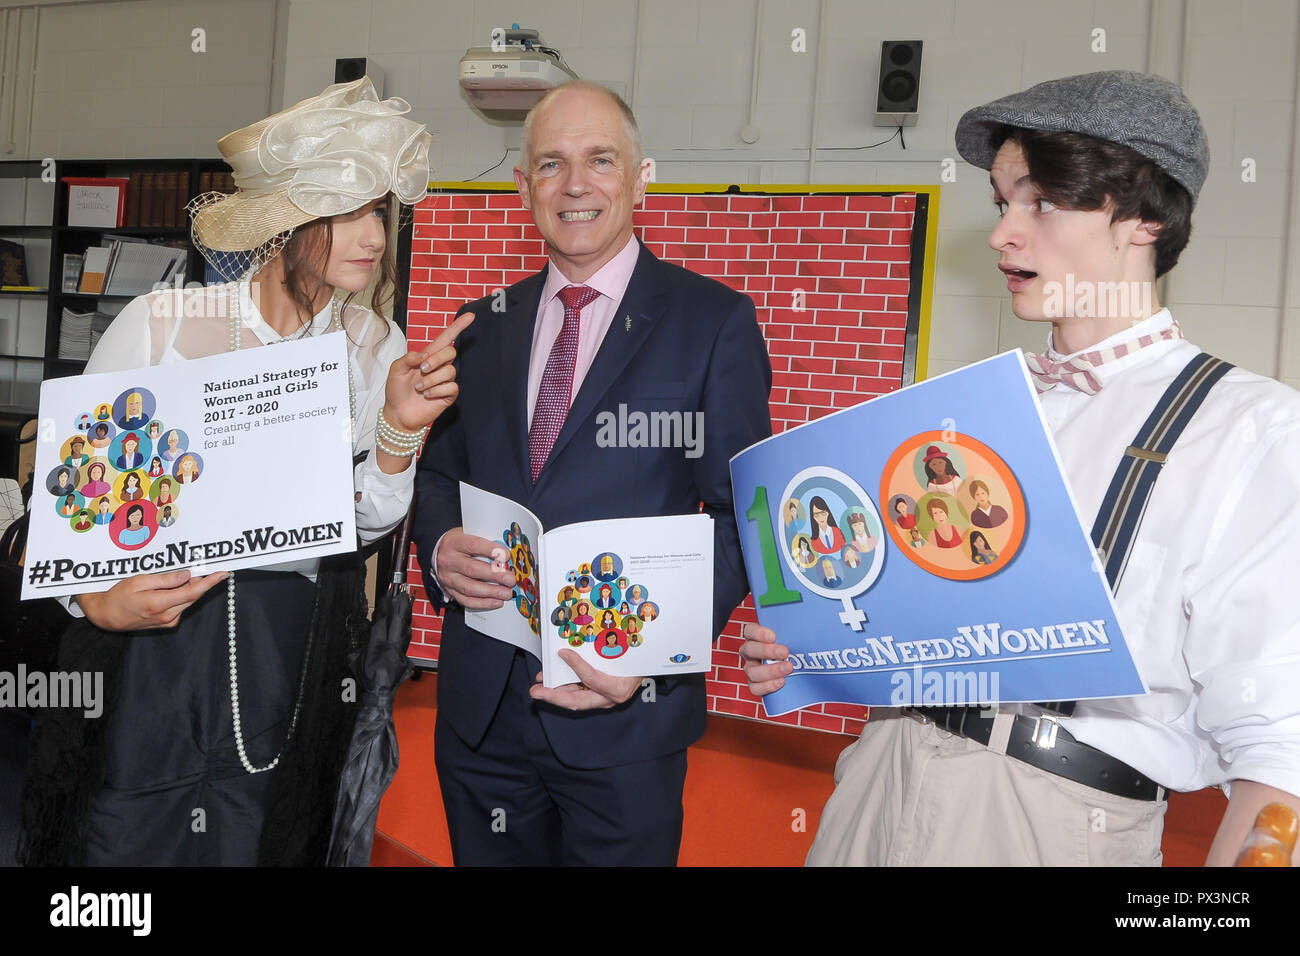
[1030,714,1060,749]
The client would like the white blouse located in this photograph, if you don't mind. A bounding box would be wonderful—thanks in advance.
[66,279,413,604]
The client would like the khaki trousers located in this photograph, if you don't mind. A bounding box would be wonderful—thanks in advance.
[806,713,1167,866]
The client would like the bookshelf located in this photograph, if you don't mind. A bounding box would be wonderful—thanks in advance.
[44,159,232,387]
[0,161,54,415]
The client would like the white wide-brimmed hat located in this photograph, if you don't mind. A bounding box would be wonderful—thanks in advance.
[190,77,431,273]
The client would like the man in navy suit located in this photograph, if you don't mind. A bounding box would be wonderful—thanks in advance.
[413,81,771,865]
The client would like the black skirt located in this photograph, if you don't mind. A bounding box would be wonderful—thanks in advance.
[85,571,314,866]
[19,552,371,867]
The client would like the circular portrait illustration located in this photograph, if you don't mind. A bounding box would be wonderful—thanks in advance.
[592,579,621,610]
[159,428,189,462]
[914,442,967,498]
[61,435,91,469]
[597,629,627,660]
[624,582,649,607]
[591,552,622,582]
[113,387,156,431]
[638,601,660,623]
[113,469,150,504]
[54,490,85,518]
[779,467,886,600]
[551,604,574,628]
[572,601,595,626]
[74,412,92,432]
[145,419,164,443]
[150,475,180,508]
[87,420,116,451]
[556,584,579,607]
[514,592,533,620]
[110,499,158,550]
[91,494,116,526]
[512,544,532,580]
[46,464,79,498]
[880,430,1026,580]
[70,509,95,533]
[93,403,113,422]
[78,460,114,499]
[156,503,179,528]
[782,497,806,532]
[172,452,203,485]
[108,430,153,473]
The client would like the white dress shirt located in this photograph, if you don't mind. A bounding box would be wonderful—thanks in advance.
[1037,309,1300,797]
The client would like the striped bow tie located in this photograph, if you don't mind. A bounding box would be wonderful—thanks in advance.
[1025,321,1183,395]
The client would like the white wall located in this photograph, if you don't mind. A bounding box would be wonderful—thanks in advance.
[24,0,275,160]
[5,0,1300,385]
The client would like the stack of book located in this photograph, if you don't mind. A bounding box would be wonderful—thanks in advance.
[120,169,234,228]
[67,237,188,296]
[58,306,118,361]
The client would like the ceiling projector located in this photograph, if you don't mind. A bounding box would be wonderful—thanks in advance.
[459,27,579,111]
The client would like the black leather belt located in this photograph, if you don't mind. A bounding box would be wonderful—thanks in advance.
[908,706,1163,802]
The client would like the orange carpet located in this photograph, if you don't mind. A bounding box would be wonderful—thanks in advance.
[373,672,1223,866]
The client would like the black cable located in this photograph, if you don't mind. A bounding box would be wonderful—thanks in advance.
[820,126,903,151]
[899,124,906,149]
[467,149,511,181]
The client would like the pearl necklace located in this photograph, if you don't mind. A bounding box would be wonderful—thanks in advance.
[224,279,356,774]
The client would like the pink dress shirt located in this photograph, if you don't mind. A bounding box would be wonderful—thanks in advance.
[525,235,641,428]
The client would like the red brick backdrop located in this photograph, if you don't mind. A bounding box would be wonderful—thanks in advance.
[404,187,920,736]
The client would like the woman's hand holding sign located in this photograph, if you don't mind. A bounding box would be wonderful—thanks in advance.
[75,569,229,632]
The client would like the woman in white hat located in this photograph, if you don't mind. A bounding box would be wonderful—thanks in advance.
[21,79,469,867]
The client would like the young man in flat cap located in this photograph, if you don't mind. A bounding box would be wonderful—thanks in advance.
[742,71,1300,865]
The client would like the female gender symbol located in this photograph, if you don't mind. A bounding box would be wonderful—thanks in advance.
[778,466,886,631]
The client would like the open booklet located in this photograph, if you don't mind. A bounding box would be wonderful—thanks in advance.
[459,482,715,687]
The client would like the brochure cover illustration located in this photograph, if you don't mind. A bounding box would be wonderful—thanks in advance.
[729,351,1146,716]
[24,333,357,599]
[459,482,714,688]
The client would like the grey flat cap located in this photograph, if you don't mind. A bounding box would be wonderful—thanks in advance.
[955,70,1209,203]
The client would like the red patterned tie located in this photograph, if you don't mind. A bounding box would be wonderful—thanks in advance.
[529,284,599,480]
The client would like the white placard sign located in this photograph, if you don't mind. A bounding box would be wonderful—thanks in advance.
[23,333,358,599]
[66,184,123,227]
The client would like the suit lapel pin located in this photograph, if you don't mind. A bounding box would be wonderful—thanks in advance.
[624,315,632,332]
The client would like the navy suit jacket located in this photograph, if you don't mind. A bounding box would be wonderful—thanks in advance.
[413,241,772,769]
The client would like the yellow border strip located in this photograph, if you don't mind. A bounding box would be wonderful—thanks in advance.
[426,181,940,382]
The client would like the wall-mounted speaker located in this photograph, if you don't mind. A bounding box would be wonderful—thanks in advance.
[874,40,922,127]
[335,57,385,96]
